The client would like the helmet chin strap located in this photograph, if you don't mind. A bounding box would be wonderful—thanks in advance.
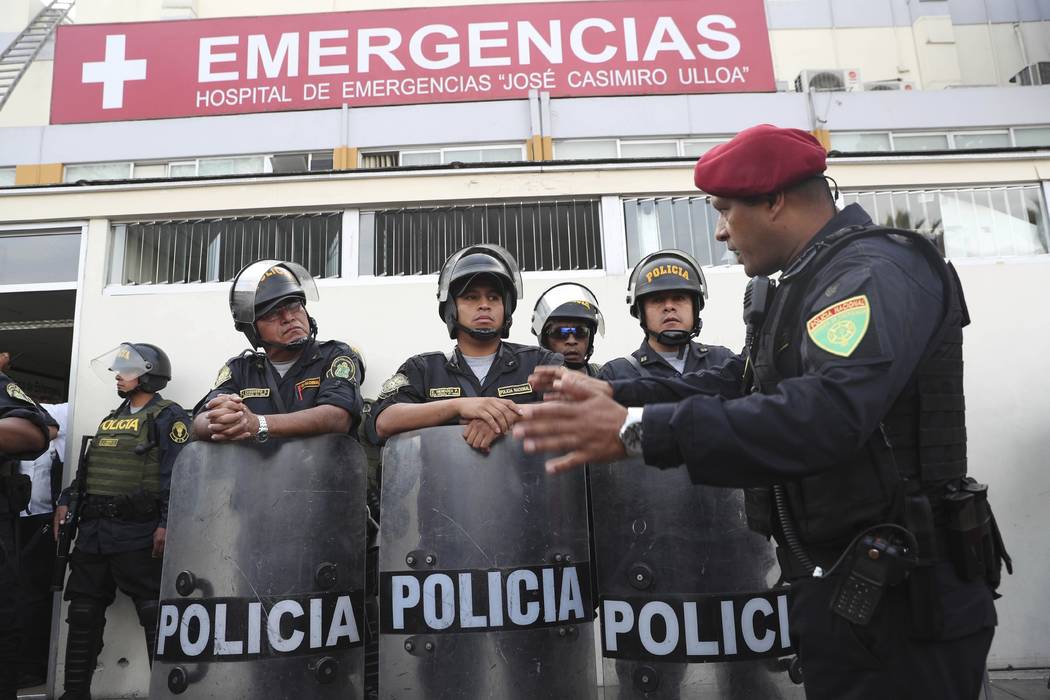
[258,317,318,352]
[652,329,693,347]
[456,322,501,341]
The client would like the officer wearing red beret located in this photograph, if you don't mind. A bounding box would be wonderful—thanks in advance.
[516,124,1008,699]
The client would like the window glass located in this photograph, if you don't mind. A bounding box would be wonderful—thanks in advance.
[0,232,81,284]
[63,162,133,182]
[952,132,1011,149]
[168,162,197,177]
[623,196,729,267]
[197,156,266,176]
[554,140,618,160]
[132,164,167,179]
[682,139,727,157]
[1013,127,1050,147]
[443,147,522,163]
[829,132,892,152]
[620,141,679,158]
[893,133,949,151]
[0,168,15,186]
[401,151,441,166]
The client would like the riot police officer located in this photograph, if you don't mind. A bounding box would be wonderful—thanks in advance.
[0,370,56,700]
[599,249,734,381]
[516,124,1005,699]
[193,260,365,442]
[531,282,605,377]
[52,343,190,700]
[369,244,561,453]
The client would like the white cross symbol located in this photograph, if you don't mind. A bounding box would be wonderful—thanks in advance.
[81,34,147,110]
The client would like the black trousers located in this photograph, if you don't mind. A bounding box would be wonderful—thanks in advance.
[64,546,162,605]
[16,514,57,677]
[0,524,19,700]
[789,570,994,700]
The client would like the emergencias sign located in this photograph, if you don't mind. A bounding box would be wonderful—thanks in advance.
[50,0,774,124]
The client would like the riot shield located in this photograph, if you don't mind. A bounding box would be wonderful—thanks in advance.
[149,434,367,698]
[591,458,800,699]
[378,426,596,699]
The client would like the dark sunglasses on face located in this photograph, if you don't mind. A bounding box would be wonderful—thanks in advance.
[258,300,304,323]
[546,325,591,340]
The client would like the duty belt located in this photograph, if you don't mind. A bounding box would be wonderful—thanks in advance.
[776,530,950,582]
[80,495,156,522]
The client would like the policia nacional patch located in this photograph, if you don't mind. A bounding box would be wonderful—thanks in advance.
[327,356,356,381]
[806,294,871,357]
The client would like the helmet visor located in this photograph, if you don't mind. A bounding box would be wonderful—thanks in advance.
[230,260,319,324]
[531,283,605,338]
[91,343,151,383]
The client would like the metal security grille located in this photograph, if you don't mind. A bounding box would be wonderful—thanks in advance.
[361,199,603,276]
[113,213,341,285]
[623,196,735,267]
[842,184,1049,258]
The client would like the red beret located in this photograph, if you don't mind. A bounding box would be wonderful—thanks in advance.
[693,124,827,198]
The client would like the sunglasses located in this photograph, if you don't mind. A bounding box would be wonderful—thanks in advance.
[258,300,304,323]
[545,325,591,340]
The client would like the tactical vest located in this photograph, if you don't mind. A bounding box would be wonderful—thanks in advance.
[86,399,174,497]
[744,227,968,554]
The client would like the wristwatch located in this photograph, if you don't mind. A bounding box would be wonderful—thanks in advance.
[255,414,270,443]
[618,407,645,457]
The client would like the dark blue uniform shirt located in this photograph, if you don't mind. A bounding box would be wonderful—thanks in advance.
[0,373,56,460]
[368,341,562,443]
[612,204,945,487]
[196,340,365,433]
[599,339,736,381]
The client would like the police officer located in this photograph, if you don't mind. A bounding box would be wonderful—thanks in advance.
[599,249,734,381]
[515,124,1004,699]
[370,244,561,452]
[193,260,365,442]
[531,282,605,377]
[0,370,56,700]
[53,343,190,700]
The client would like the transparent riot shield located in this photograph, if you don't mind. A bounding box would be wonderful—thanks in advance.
[591,458,800,699]
[378,426,596,699]
[149,435,367,699]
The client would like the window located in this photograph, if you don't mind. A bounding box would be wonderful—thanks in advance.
[842,184,1048,258]
[893,133,949,152]
[1010,62,1050,86]
[682,139,728,157]
[0,230,81,284]
[1013,126,1050,147]
[623,197,733,268]
[0,168,16,186]
[110,212,341,285]
[270,152,333,173]
[952,132,1011,149]
[619,141,679,159]
[359,199,602,276]
[829,132,892,152]
[554,140,618,160]
[198,156,266,177]
[359,151,399,169]
[401,151,442,166]
[63,162,133,182]
[443,146,523,163]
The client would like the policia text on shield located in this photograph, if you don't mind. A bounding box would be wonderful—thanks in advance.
[515,124,1010,700]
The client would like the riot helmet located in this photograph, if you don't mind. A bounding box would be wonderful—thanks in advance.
[229,260,319,349]
[437,244,523,340]
[531,283,605,363]
[91,342,172,397]
[626,249,708,346]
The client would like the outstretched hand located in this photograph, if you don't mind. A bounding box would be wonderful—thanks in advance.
[514,375,628,474]
[528,365,613,402]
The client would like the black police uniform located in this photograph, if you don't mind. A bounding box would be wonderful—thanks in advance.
[195,340,365,432]
[0,373,55,700]
[58,394,189,697]
[610,204,998,699]
[599,339,735,380]
[368,341,562,439]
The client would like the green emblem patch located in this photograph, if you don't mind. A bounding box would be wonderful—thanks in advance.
[806,294,871,358]
[378,373,410,399]
[213,364,232,389]
[6,381,32,404]
[327,355,356,381]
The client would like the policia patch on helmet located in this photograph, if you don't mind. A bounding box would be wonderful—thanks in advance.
[326,355,356,382]
[213,364,232,389]
[806,294,871,357]
[6,381,33,404]
[378,373,409,399]
[169,421,190,444]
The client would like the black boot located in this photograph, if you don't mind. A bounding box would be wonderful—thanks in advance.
[59,598,107,700]
[134,599,160,667]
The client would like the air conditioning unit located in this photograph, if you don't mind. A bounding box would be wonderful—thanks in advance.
[863,80,915,91]
[794,69,862,93]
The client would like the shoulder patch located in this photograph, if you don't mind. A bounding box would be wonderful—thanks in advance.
[806,294,871,357]
[378,373,410,399]
[326,355,357,381]
[6,381,32,404]
[213,364,232,389]
[169,421,189,444]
